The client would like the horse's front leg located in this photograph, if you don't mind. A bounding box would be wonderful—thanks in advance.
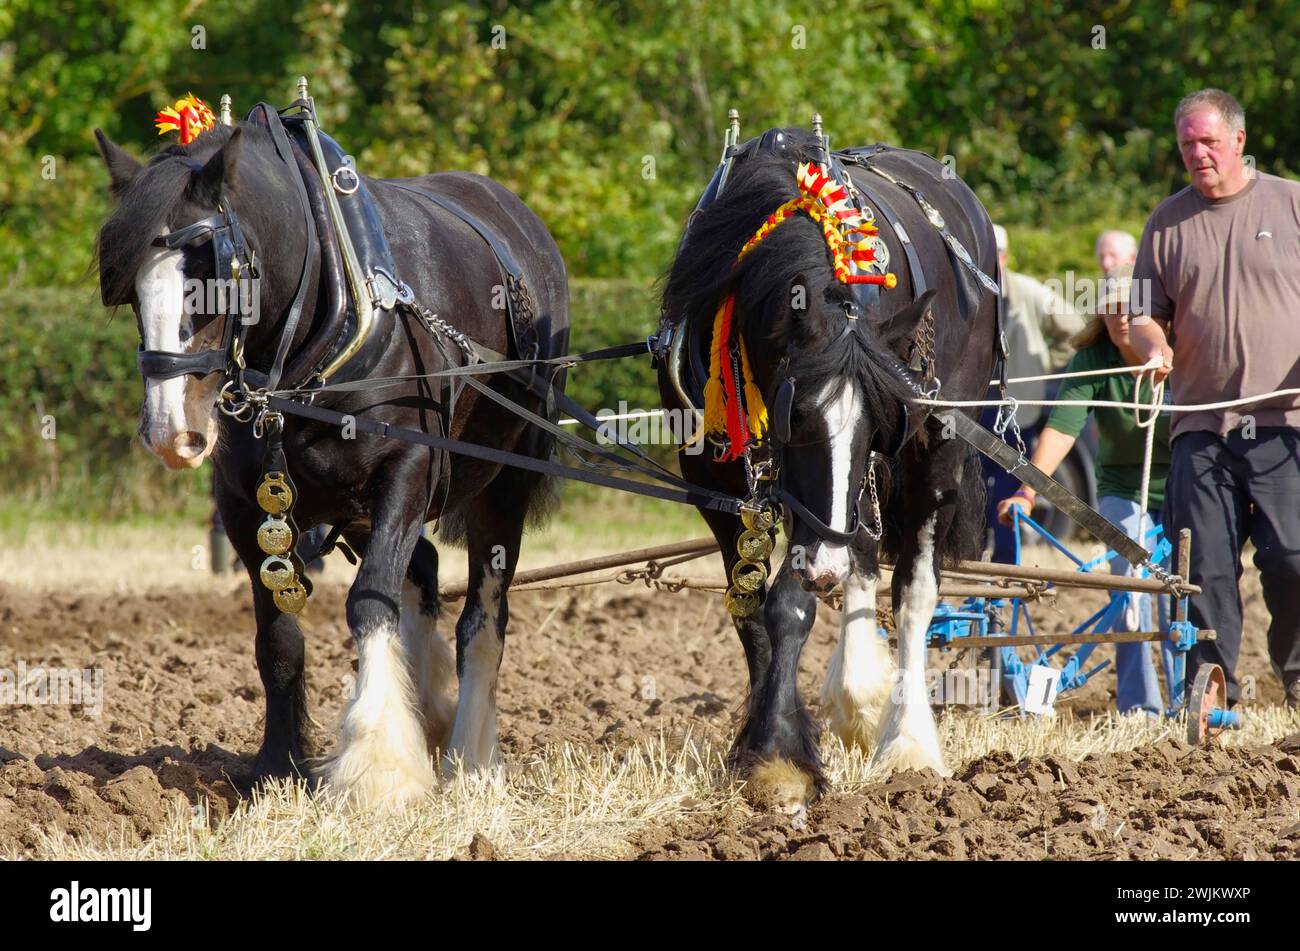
[872,507,949,777]
[219,485,310,783]
[321,484,433,809]
[821,550,895,753]
[733,560,823,811]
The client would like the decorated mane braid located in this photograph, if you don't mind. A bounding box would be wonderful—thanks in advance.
[703,161,897,461]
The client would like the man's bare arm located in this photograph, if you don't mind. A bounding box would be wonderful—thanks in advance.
[1128,313,1174,383]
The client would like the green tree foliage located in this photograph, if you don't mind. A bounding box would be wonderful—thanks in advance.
[6,0,1298,287]
[4,1,1299,510]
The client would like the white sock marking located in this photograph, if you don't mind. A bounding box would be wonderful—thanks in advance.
[447,573,504,771]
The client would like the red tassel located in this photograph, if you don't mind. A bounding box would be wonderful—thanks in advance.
[846,273,898,288]
[716,294,749,461]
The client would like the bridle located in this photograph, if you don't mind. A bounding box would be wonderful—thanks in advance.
[757,347,886,548]
[138,199,258,397]
[133,104,319,423]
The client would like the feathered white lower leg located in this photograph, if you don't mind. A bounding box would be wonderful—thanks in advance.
[822,572,894,751]
[321,619,436,809]
[446,574,504,773]
[872,516,949,776]
[400,580,456,754]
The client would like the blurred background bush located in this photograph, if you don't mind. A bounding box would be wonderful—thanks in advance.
[3,0,1295,516]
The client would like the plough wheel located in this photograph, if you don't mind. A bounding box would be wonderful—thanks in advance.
[1187,663,1227,745]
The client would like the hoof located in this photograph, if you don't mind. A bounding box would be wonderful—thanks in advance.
[250,748,310,785]
[870,735,950,778]
[742,757,817,813]
[871,702,950,777]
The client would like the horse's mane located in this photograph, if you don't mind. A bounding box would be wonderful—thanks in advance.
[661,128,914,437]
[95,124,269,307]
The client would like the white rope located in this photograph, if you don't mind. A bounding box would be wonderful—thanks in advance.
[992,361,1161,385]
[558,409,666,426]
[918,388,1300,414]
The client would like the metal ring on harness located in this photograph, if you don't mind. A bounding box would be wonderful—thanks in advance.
[332,164,360,196]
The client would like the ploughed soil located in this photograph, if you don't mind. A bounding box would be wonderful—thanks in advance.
[1,564,1296,859]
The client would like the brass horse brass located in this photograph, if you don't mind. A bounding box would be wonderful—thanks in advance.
[259,555,296,591]
[273,583,308,614]
[731,560,768,593]
[741,507,777,533]
[257,515,294,555]
[256,472,294,514]
[725,589,760,618]
[737,529,774,563]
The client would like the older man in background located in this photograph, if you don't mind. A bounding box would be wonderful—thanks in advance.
[995,224,1083,371]
[1129,88,1300,710]
[1096,229,1137,277]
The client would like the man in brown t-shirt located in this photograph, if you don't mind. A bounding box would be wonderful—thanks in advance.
[1130,88,1300,710]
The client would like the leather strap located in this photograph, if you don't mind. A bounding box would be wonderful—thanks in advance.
[264,395,743,514]
[246,103,318,392]
[386,181,533,356]
[842,165,928,299]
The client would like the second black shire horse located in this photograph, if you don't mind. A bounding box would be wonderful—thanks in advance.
[94,116,568,808]
[660,129,999,808]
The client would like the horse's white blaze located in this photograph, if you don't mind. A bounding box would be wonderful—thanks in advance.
[135,242,191,445]
[447,573,504,772]
[134,236,217,468]
[872,514,949,776]
[821,572,893,750]
[399,580,455,754]
[807,377,860,581]
[322,618,435,809]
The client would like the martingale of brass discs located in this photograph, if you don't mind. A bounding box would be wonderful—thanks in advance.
[254,469,310,614]
[725,506,778,617]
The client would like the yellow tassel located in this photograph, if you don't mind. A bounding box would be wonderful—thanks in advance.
[740,340,767,441]
[702,298,729,437]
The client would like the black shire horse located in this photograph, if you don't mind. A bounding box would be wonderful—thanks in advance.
[94,120,568,808]
[660,129,997,808]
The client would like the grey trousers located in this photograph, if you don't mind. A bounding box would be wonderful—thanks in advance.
[1165,428,1300,704]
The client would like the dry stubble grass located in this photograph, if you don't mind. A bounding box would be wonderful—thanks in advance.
[29,705,1298,861]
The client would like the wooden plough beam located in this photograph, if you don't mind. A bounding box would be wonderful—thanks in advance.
[439,536,1192,603]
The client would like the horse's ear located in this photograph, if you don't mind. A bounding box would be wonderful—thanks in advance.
[880,289,937,353]
[93,129,142,195]
[191,127,243,204]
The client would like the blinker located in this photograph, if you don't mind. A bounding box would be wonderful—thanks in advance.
[772,377,795,447]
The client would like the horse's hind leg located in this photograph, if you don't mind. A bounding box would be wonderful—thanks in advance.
[322,488,434,809]
[444,484,529,773]
[402,537,456,754]
[821,553,895,753]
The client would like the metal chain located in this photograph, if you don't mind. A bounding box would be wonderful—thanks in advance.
[992,396,1028,470]
[407,301,477,364]
[862,456,884,541]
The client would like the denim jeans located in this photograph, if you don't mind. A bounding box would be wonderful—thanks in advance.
[1097,495,1175,715]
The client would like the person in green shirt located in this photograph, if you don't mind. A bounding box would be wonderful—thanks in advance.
[996,265,1175,715]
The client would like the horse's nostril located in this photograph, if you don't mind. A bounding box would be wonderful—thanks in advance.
[172,431,208,459]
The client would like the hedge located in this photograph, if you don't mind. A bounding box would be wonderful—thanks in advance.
[0,281,663,518]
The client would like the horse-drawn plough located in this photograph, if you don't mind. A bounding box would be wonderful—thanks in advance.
[97,76,1240,809]
[438,514,1240,747]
